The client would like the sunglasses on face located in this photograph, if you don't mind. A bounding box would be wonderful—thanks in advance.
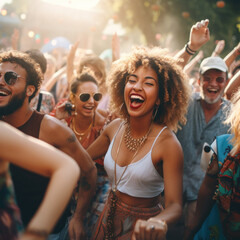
[79,93,102,102]
[0,71,24,86]
[202,76,225,84]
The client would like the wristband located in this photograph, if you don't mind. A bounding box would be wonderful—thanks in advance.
[185,43,197,55]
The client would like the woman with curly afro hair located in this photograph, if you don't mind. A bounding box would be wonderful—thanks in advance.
[87,46,191,240]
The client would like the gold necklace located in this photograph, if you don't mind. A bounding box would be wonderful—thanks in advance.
[113,121,153,192]
[105,121,152,239]
[124,122,150,152]
[72,117,93,141]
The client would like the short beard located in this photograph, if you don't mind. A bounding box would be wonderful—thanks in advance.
[0,87,27,117]
[200,89,224,105]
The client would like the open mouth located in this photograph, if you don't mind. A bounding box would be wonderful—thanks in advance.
[207,88,219,95]
[0,90,10,97]
[130,94,145,108]
[83,105,94,112]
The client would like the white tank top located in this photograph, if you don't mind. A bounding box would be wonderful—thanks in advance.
[104,125,167,198]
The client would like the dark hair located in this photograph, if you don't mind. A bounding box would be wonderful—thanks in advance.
[71,70,98,94]
[25,49,47,74]
[108,46,191,131]
[0,50,43,102]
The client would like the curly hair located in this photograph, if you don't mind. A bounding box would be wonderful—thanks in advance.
[107,46,192,132]
[0,50,43,102]
[224,88,240,155]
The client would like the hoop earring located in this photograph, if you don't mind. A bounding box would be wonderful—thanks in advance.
[120,103,125,113]
[152,105,159,120]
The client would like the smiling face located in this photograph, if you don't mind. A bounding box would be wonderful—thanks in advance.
[73,81,100,119]
[0,62,29,116]
[124,66,160,119]
[199,69,227,104]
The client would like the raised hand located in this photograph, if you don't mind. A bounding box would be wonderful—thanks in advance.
[189,19,210,51]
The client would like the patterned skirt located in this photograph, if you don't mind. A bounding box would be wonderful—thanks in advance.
[91,191,163,240]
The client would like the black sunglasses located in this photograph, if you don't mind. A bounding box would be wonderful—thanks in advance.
[79,93,102,102]
[0,71,24,86]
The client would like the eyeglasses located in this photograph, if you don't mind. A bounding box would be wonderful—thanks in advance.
[0,71,24,86]
[79,93,102,102]
[202,76,225,84]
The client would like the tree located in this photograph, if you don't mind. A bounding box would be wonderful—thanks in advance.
[102,0,240,55]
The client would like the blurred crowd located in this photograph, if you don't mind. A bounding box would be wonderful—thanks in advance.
[0,19,240,240]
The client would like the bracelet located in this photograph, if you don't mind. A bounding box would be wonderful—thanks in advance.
[25,228,49,238]
[185,43,197,55]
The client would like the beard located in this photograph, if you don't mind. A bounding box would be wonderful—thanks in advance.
[200,89,224,105]
[0,87,27,117]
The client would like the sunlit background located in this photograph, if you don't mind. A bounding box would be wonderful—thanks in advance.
[0,0,239,56]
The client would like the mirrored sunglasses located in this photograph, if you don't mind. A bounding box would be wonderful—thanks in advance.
[79,93,102,102]
[0,71,23,86]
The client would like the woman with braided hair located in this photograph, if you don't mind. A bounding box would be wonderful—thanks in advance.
[85,46,191,240]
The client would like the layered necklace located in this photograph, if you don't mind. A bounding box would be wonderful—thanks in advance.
[104,121,153,240]
[124,122,150,151]
[72,117,93,142]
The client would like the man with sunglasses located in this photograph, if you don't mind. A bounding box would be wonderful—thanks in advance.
[0,50,97,240]
[175,56,231,237]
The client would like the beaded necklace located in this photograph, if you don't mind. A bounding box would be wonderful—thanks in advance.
[104,121,153,239]
[124,122,149,151]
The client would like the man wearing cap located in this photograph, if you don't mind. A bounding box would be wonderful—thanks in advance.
[176,56,230,234]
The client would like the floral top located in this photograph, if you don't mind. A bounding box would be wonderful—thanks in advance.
[0,170,23,239]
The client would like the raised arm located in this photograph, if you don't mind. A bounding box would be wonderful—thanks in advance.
[112,32,120,62]
[175,19,210,68]
[184,50,204,76]
[43,66,66,92]
[224,70,240,100]
[211,40,225,57]
[0,122,80,239]
[224,42,240,69]
[67,40,80,85]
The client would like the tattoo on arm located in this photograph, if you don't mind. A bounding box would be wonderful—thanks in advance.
[67,133,76,143]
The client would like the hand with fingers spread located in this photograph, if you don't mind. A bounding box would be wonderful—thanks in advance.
[132,218,168,240]
[188,19,210,51]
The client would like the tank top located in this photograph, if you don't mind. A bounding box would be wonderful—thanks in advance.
[10,110,70,234]
[104,125,166,198]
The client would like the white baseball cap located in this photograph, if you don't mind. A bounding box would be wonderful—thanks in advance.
[200,57,228,74]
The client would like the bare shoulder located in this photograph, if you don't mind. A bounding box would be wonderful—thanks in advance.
[102,118,123,141]
[152,126,183,162]
[40,115,76,147]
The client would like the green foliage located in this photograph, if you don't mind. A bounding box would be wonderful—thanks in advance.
[106,0,240,54]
